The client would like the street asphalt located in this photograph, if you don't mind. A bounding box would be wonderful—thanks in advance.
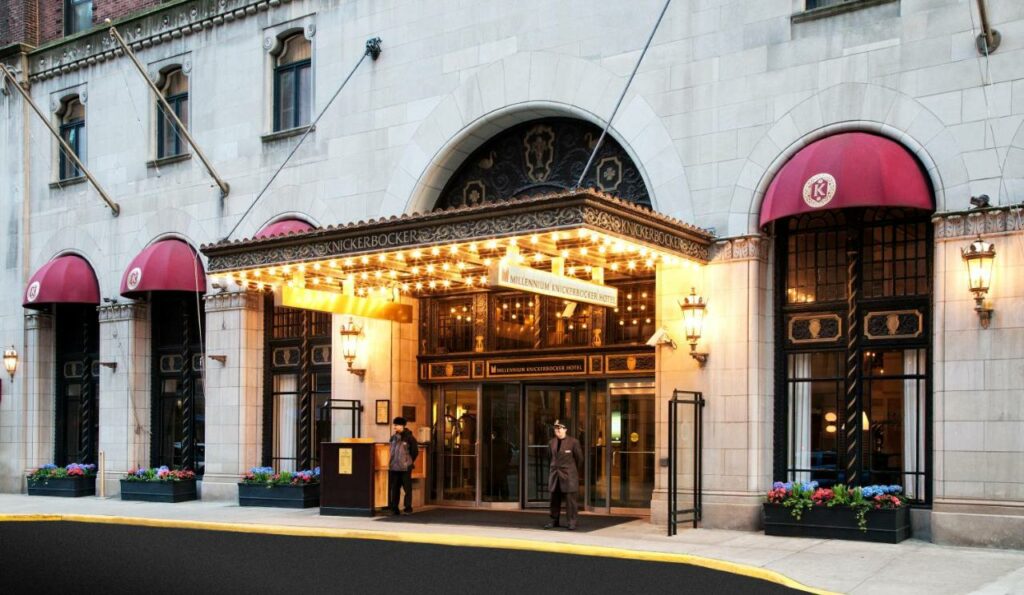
[0,520,801,594]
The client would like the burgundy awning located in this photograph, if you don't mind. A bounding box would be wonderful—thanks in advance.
[120,239,206,297]
[23,255,100,309]
[759,132,933,227]
[254,218,314,239]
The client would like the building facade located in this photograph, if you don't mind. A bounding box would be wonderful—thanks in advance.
[2,0,1023,549]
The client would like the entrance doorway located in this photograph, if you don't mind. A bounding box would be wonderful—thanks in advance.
[431,380,655,513]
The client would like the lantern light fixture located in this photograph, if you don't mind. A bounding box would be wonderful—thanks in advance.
[339,317,365,377]
[3,346,17,379]
[961,235,995,329]
[678,288,708,366]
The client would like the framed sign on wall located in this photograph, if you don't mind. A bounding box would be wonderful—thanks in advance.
[375,399,390,425]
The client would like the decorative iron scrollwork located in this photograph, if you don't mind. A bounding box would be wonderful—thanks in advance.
[864,310,923,340]
[435,118,651,210]
[788,314,842,344]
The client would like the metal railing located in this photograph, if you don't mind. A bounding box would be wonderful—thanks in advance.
[668,389,704,536]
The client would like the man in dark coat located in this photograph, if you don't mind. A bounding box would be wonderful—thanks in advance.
[545,419,583,530]
[388,416,419,515]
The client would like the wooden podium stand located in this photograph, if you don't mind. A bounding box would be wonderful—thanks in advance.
[320,441,376,516]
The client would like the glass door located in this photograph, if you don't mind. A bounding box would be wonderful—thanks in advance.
[438,386,479,503]
[523,386,575,508]
[609,384,655,508]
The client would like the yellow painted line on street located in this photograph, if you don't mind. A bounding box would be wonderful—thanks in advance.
[0,513,834,594]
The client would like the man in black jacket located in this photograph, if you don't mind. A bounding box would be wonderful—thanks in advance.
[388,416,419,515]
[545,419,583,530]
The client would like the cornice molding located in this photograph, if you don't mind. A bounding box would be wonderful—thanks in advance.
[24,312,54,330]
[933,206,1024,240]
[711,235,769,262]
[204,290,262,312]
[27,0,294,82]
[98,302,148,322]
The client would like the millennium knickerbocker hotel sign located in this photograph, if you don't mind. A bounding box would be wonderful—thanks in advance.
[491,262,618,307]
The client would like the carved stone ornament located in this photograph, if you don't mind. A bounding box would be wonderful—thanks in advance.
[304,23,317,39]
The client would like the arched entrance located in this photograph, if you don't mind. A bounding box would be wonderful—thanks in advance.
[765,133,934,503]
[434,117,651,210]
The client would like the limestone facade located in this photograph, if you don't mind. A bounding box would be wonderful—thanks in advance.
[2,0,1023,548]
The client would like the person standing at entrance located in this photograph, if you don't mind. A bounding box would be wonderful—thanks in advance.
[545,419,583,530]
[388,416,419,515]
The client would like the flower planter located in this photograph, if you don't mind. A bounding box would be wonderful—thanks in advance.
[238,483,320,508]
[27,476,96,497]
[120,479,198,503]
[763,502,911,543]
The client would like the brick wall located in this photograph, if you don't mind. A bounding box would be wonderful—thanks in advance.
[0,0,39,47]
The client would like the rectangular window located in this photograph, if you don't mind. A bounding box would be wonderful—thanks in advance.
[274,61,311,131]
[59,120,85,180]
[157,94,189,159]
[64,0,93,36]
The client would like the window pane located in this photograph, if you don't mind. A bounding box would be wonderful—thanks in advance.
[66,1,93,35]
[277,69,295,130]
[297,63,312,127]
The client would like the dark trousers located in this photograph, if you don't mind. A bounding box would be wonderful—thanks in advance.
[388,470,413,512]
[549,483,579,527]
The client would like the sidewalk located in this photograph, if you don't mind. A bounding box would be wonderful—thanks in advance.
[1,494,1022,595]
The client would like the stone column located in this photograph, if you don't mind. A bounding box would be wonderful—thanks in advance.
[651,237,773,530]
[23,312,55,474]
[200,290,264,501]
[97,302,150,496]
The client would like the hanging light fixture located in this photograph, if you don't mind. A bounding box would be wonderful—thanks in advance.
[678,288,708,366]
[339,317,365,377]
[961,235,995,328]
[3,346,17,379]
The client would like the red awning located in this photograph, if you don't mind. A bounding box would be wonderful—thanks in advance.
[120,239,206,297]
[23,255,100,309]
[759,132,933,227]
[254,218,314,239]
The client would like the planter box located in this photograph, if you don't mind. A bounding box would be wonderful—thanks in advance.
[27,476,96,497]
[763,503,911,543]
[238,483,320,508]
[120,479,197,503]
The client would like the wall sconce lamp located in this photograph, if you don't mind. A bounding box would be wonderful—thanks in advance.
[207,355,227,365]
[3,346,18,379]
[962,235,995,329]
[339,316,366,378]
[678,288,708,366]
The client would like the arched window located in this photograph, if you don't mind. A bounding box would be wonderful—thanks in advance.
[59,96,85,180]
[157,68,189,159]
[274,34,312,131]
[775,208,931,502]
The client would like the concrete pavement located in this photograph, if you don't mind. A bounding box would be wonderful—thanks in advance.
[1,494,1021,595]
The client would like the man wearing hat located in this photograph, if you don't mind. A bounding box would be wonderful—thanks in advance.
[545,419,583,530]
[388,416,419,515]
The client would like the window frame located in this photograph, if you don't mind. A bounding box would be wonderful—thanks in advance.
[273,52,312,132]
[58,97,86,181]
[64,0,94,36]
[156,70,190,159]
[773,208,933,504]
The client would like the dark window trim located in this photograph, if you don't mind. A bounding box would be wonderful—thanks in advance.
[157,91,189,159]
[273,58,311,132]
[772,208,933,505]
[59,118,85,181]
[793,0,899,24]
[64,0,94,36]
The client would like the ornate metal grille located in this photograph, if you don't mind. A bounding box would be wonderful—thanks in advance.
[434,117,651,210]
